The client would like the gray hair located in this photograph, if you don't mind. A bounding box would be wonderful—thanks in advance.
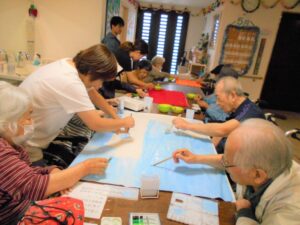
[151,56,165,66]
[216,76,244,96]
[218,64,239,80]
[231,118,293,179]
[0,81,31,135]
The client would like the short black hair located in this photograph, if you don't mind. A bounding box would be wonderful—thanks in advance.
[133,40,148,55]
[137,60,152,71]
[120,40,149,55]
[110,16,125,28]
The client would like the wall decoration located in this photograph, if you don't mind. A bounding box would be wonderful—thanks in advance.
[202,0,225,15]
[139,0,224,17]
[281,0,300,9]
[219,17,260,75]
[105,0,121,35]
[241,0,260,13]
[253,38,266,75]
[128,0,140,8]
[28,4,38,18]
[230,0,241,5]
[261,0,280,8]
[231,0,299,10]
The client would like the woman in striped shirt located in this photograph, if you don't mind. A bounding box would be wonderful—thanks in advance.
[0,81,108,225]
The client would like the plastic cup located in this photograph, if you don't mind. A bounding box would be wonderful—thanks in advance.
[118,98,124,114]
[186,109,195,120]
[144,96,153,112]
[140,174,160,198]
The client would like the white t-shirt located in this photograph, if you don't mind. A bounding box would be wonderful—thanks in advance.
[20,58,95,158]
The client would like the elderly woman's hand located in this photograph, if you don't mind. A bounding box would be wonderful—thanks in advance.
[83,158,109,175]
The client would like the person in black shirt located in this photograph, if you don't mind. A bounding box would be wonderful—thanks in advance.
[114,40,148,71]
[173,76,265,153]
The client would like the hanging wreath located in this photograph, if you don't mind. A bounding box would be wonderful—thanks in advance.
[281,0,300,9]
[261,0,281,8]
[231,0,299,9]
[241,0,261,13]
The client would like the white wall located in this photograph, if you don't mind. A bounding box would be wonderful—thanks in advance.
[185,12,206,51]
[210,2,300,100]
[202,7,223,70]
[34,0,105,60]
[0,0,106,60]
[0,0,30,53]
[120,0,138,42]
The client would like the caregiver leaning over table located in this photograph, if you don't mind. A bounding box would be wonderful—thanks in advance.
[20,44,135,165]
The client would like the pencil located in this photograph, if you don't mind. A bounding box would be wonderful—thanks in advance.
[152,156,173,166]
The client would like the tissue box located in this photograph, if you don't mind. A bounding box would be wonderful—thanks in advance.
[119,96,145,111]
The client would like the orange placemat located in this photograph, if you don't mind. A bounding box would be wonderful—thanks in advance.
[148,89,188,107]
[176,79,202,88]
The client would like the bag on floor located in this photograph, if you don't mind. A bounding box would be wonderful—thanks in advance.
[18,196,84,225]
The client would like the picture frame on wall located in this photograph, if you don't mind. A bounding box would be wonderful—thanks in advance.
[105,0,121,34]
[219,17,260,75]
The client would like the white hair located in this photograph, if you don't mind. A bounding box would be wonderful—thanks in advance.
[216,76,244,96]
[151,56,165,66]
[231,119,293,179]
[0,81,31,135]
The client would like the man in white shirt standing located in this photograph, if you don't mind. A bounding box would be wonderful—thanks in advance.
[20,44,134,164]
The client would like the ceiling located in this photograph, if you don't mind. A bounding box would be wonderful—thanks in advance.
[139,0,215,8]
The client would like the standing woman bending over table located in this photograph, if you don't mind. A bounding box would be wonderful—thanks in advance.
[114,40,148,71]
[20,44,134,165]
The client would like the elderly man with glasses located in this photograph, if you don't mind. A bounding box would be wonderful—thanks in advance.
[172,119,300,225]
[173,76,265,154]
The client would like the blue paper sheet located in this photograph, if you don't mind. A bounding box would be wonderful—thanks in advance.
[70,119,234,201]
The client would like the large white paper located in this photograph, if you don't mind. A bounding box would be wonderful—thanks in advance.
[167,193,219,225]
[70,112,235,202]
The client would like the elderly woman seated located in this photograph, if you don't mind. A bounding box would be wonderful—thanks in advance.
[0,81,108,224]
[143,56,175,82]
[120,59,154,89]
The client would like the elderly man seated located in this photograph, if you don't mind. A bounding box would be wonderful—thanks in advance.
[173,76,265,153]
[143,55,175,82]
[195,64,240,122]
[173,119,300,225]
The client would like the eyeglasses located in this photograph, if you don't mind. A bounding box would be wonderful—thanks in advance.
[221,155,236,169]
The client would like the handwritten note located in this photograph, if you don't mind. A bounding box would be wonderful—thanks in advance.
[167,193,219,225]
[67,182,139,218]
[67,183,107,219]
